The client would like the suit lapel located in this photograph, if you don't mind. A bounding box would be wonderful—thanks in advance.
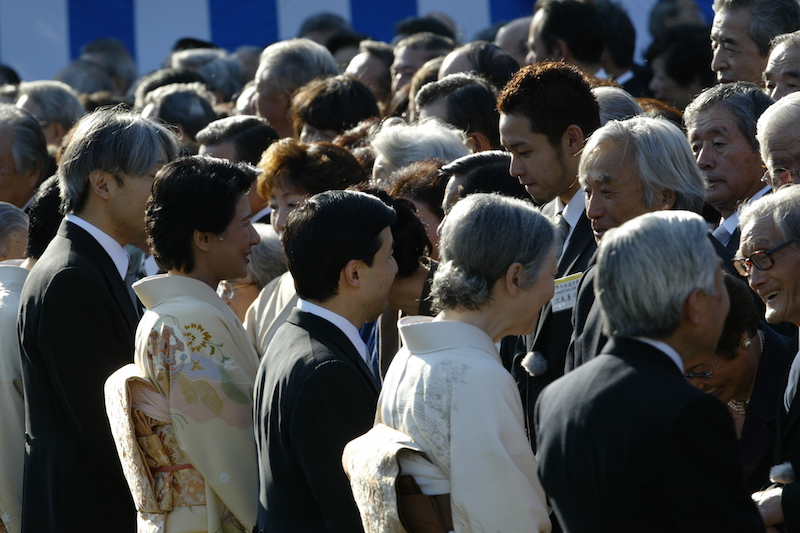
[557,211,594,277]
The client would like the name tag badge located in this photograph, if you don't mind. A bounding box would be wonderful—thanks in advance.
[551,272,583,313]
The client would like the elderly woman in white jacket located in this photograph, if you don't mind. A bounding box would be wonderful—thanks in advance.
[349,193,554,533]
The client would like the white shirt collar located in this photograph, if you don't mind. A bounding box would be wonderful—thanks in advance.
[296,298,368,363]
[252,205,272,222]
[554,188,586,250]
[634,337,684,372]
[65,214,129,280]
[724,185,771,235]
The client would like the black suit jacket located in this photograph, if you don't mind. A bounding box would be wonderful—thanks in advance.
[506,204,596,440]
[18,220,138,532]
[254,308,379,533]
[620,63,653,98]
[776,333,800,531]
[535,337,765,532]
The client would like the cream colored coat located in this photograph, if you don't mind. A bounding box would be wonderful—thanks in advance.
[377,316,551,533]
[243,271,297,357]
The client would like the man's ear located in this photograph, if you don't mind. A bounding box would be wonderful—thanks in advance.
[660,189,677,210]
[466,131,492,153]
[341,259,361,288]
[552,39,569,62]
[88,169,113,200]
[563,124,586,157]
[683,288,703,326]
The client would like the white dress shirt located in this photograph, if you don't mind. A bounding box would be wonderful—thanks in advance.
[65,214,128,280]
[296,298,368,364]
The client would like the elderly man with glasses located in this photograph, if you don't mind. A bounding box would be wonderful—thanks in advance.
[737,184,800,530]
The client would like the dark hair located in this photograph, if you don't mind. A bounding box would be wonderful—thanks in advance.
[25,175,63,259]
[645,24,715,89]
[387,158,448,221]
[451,41,519,89]
[498,62,601,146]
[146,156,256,273]
[133,67,208,111]
[172,37,218,52]
[291,75,380,138]
[298,12,351,38]
[596,0,636,69]
[257,138,366,200]
[352,185,431,277]
[416,73,500,148]
[441,151,529,201]
[0,64,21,86]
[717,272,761,357]
[536,0,605,66]
[395,32,456,55]
[284,189,396,301]
[713,0,800,57]
[395,17,456,41]
[196,115,279,164]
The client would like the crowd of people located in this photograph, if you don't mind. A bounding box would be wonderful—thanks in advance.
[4,0,800,531]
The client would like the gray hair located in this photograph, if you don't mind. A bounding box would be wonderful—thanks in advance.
[713,0,800,57]
[739,183,800,243]
[171,48,244,102]
[80,38,137,93]
[370,117,470,168]
[247,223,287,289]
[17,80,86,132]
[596,210,718,338]
[0,200,28,258]
[756,91,800,169]
[431,193,557,311]
[0,104,48,178]
[55,59,115,95]
[143,82,217,141]
[580,116,706,212]
[684,82,774,152]
[58,108,181,214]
[255,38,338,95]
[592,86,643,125]
[770,29,800,53]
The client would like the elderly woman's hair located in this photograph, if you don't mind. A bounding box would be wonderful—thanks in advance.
[256,38,339,95]
[143,82,218,141]
[58,108,181,214]
[717,273,761,357]
[757,91,800,169]
[0,201,28,259]
[739,183,800,243]
[592,86,643,125]
[246,223,287,290]
[17,80,86,132]
[146,156,256,273]
[387,158,448,221]
[431,193,557,311]
[370,117,469,170]
[596,211,719,339]
[579,116,706,213]
[257,138,367,200]
[133,68,208,111]
[291,74,380,139]
[170,48,243,102]
[0,104,48,181]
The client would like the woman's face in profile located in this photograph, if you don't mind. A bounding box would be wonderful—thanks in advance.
[269,181,307,240]
[207,194,260,282]
[685,332,758,404]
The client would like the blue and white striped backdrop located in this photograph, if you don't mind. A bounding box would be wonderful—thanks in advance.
[0,0,667,83]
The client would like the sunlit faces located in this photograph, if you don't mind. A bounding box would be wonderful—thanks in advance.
[206,194,260,282]
[582,140,665,242]
[711,8,766,85]
[391,46,429,95]
[761,129,800,190]
[500,114,571,204]
[346,52,389,104]
[687,106,765,218]
[358,226,399,322]
[0,128,38,208]
[108,156,165,245]
[406,197,442,261]
[526,9,555,65]
[218,274,259,323]
[268,181,307,239]
[739,220,800,325]
[764,42,800,100]
[299,123,340,144]
[198,141,238,162]
[254,74,293,138]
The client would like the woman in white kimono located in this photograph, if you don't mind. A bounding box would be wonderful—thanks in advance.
[106,156,261,533]
[354,193,555,533]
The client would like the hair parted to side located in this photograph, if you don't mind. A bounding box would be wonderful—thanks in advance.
[712,0,800,57]
[739,182,800,244]
[497,62,601,146]
[57,107,181,214]
[579,116,706,213]
[595,210,719,339]
[146,156,256,274]
[283,189,396,302]
[757,91,800,168]
[291,74,380,138]
[196,115,279,165]
[0,201,28,258]
[431,193,557,312]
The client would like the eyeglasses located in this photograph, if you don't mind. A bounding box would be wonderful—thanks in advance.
[685,354,719,380]
[763,167,800,188]
[216,280,255,300]
[732,239,797,277]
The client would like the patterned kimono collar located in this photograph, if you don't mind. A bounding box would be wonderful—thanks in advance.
[133,274,234,319]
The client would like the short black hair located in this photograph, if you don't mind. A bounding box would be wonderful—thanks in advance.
[441,151,529,201]
[196,115,279,165]
[26,175,63,260]
[133,67,207,111]
[284,190,396,302]
[596,0,636,69]
[291,74,380,138]
[498,62,601,146]
[645,24,715,89]
[146,156,256,273]
[449,41,520,89]
[395,17,456,41]
[536,0,605,66]
[416,73,501,148]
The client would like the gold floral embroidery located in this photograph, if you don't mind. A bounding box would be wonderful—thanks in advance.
[183,323,212,352]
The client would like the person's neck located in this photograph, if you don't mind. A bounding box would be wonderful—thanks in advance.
[310,294,367,330]
[557,177,580,206]
[437,305,506,342]
[74,206,128,247]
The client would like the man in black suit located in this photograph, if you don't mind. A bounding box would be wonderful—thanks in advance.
[497,61,599,435]
[17,109,179,533]
[536,211,764,532]
[684,82,774,253]
[253,190,397,533]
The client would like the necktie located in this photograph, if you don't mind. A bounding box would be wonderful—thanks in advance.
[556,213,570,245]
[712,224,730,246]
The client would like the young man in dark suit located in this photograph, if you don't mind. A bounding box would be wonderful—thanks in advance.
[17,109,179,533]
[535,211,764,532]
[253,190,397,533]
[497,61,600,438]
